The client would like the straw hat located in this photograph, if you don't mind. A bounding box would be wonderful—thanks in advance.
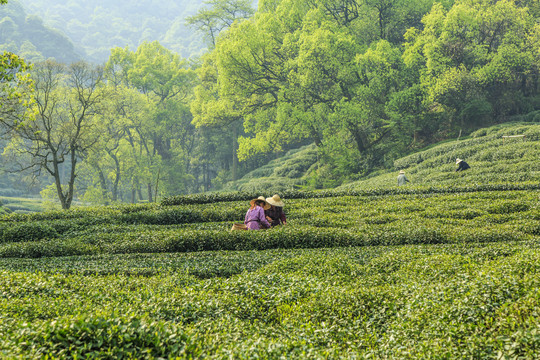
[456,158,463,164]
[250,196,271,210]
[266,194,285,207]
[399,170,405,174]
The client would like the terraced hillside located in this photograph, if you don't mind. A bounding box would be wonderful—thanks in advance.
[221,144,318,193]
[340,122,540,190]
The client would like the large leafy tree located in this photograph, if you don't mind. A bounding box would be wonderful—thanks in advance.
[202,0,410,176]
[104,41,197,200]
[188,0,256,183]
[1,60,104,209]
[404,0,539,133]
[186,0,255,47]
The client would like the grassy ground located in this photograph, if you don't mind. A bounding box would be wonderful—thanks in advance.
[0,196,44,213]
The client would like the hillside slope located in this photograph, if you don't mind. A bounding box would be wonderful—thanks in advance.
[19,0,206,62]
[339,122,540,190]
[0,0,82,63]
[220,144,318,193]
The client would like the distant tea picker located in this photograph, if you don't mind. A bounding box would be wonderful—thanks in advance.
[455,158,470,172]
[397,170,410,186]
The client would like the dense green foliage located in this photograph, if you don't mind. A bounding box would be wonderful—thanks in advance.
[194,0,540,185]
[0,0,81,63]
[0,184,539,357]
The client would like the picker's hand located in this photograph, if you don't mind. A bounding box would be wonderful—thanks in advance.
[266,216,272,221]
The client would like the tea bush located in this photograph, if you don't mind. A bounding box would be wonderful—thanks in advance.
[1,170,539,357]
[1,243,540,358]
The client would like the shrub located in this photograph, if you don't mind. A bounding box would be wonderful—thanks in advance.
[0,222,58,243]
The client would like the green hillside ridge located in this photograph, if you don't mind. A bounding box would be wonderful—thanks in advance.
[0,0,82,63]
[339,122,540,190]
[220,144,318,193]
[221,122,539,194]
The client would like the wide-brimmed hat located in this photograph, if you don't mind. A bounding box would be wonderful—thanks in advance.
[456,158,463,164]
[250,196,271,210]
[266,194,285,207]
[399,170,405,174]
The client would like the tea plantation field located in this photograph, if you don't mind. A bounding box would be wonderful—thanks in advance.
[340,123,540,190]
[1,184,539,358]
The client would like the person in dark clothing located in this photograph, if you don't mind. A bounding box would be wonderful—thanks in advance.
[455,158,470,172]
[265,194,287,227]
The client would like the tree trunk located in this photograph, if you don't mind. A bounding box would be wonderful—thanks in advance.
[232,124,238,181]
[97,167,110,205]
[135,178,143,201]
[147,183,153,203]
[110,153,121,202]
[202,163,207,192]
[52,152,69,210]
[63,148,78,210]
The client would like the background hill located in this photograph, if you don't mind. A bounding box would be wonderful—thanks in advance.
[0,0,82,63]
[19,0,208,62]
[220,144,318,193]
[221,122,540,194]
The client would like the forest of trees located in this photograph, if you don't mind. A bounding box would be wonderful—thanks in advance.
[19,0,209,62]
[0,0,82,63]
[1,0,540,208]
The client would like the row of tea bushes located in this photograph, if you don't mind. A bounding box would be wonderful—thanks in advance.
[0,221,535,258]
[1,191,537,246]
[161,182,540,206]
[1,242,540,358]
[0,205,247,237]
[0,247,340,279]
[1,183,537,228]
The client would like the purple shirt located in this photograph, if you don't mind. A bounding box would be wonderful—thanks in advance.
[244,206,271,230]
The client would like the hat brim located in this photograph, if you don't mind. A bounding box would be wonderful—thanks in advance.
[266,198,284,207]
[250,198,271,210]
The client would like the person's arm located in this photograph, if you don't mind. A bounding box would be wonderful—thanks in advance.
[257,207,271,228]
[264,209,273,222]
[244,209,250,224]
[280,211,287,225]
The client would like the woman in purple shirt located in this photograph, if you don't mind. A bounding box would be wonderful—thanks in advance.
[244,196,271,230]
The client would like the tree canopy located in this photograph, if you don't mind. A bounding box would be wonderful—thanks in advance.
[2,0,540,205]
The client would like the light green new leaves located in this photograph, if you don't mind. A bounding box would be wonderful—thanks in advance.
[129,41,195,102]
